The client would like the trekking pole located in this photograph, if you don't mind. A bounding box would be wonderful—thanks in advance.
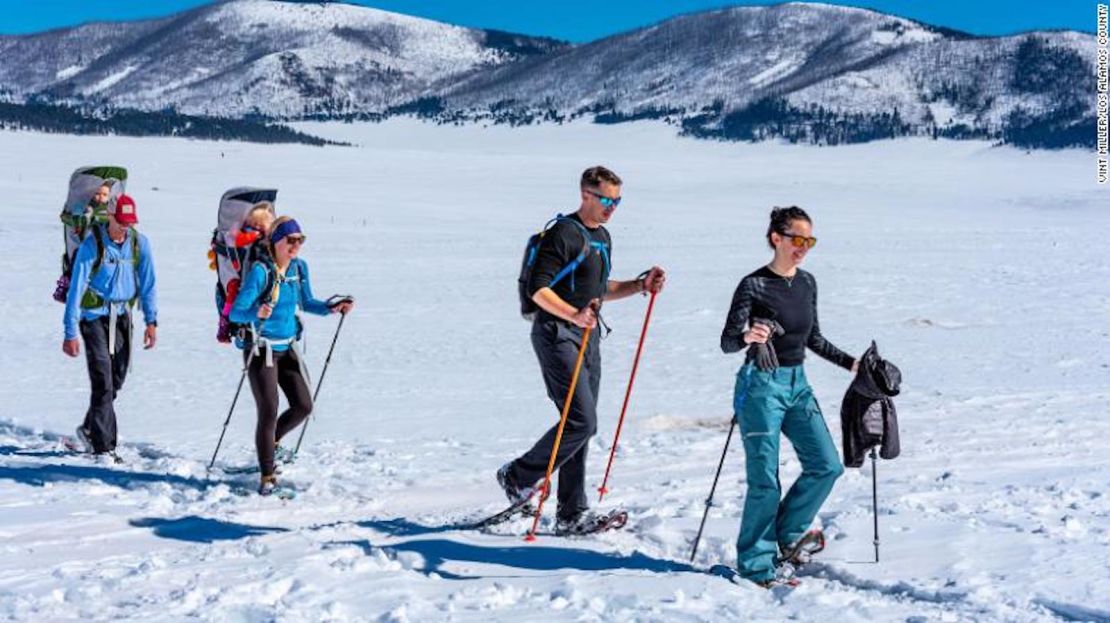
[871,446,880,563]
[689,418,736,562]
[207,347,257,472]
[598,290,657,502]
[526,325,593,542]
[292,300,351,458]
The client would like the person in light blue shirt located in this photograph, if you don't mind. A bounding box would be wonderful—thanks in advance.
[230,216,353,494]
[62,194,157,459]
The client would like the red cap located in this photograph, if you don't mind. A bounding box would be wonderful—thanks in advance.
[111,194,138,225]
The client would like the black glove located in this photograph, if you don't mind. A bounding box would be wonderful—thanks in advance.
[751,318,785,372]
[326,294,355,309]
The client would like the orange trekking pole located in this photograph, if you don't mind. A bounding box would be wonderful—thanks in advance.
[525,325,593,542]
[597,290,657,502]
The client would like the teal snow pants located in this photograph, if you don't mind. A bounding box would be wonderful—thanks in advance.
[733,363,844,582]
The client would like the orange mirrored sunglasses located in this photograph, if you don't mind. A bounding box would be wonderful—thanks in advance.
[780,232,817,249]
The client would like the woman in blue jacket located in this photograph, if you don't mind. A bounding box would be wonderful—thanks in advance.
[230,216,353,494]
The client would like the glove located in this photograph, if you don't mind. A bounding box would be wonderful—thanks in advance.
[326,294,355,309]
[751,317,785,372]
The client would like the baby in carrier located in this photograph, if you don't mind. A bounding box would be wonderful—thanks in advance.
[53,182,114,303]
[214,204,275,342]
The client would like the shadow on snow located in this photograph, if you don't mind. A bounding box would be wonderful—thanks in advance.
[0,462,222,492]
[345,517,695,580]
[130,515,289,543]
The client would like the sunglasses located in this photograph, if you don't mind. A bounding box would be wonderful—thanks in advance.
[586,189,622,210]
[779,232,817,249]
[284,236,306,247]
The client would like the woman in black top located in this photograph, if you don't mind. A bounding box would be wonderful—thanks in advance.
[720,206,857,587]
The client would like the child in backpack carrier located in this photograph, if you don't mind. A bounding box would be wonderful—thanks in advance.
[213,205,275,342]
[53,183,113,303]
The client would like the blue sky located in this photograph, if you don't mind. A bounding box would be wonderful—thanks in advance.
[1,1,1097,39]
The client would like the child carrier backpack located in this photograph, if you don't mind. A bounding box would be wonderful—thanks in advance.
[517,214,610,321]
[53,166,127,303]
[209,188,278,342]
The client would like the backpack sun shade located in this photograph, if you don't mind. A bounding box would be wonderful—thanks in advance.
[209,188,278,342]
[53,166,128,303]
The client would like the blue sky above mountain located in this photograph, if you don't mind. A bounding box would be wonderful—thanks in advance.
[1,0,1097,40]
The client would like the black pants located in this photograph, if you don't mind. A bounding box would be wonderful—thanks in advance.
[79,313,132,453]
[245,346,313,477]
[509,319,602,519]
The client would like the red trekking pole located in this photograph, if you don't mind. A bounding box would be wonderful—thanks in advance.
[597,290,657,502]
[526,325,593,542]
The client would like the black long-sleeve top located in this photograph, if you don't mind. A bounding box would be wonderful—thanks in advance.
[720,266,854,369]
[526,213,611,316]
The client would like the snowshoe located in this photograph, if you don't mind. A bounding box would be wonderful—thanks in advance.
[275,444,296,464]
[222,463,281,476]
[554,508,628,537]
[777,529,826,567]
[258,475,296,500]
[466,501,537,531]
[710,562,799,588]
[92,450,124,465]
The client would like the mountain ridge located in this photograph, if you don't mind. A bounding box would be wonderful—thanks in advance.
[0,0,1095,148]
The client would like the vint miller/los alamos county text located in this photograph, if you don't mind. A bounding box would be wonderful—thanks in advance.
[1098,4,1108,183]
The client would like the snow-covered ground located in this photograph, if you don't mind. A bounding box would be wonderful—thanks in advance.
[0,120,1107,621]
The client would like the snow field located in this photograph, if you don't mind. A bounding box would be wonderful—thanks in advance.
[0,119,1107,621]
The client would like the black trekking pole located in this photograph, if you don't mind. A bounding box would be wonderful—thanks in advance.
[871,446,880,563]
[291,298,351,458]
[689,419,737,563]
[207,347,257,472]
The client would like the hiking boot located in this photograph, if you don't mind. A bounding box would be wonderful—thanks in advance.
[259,474,279,496]
[74,426,94,453]
[554,510,607,536]
[496,462,536,506]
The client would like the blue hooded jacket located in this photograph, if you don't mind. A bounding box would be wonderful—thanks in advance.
[63,225,157,340]
[229,258,331,350]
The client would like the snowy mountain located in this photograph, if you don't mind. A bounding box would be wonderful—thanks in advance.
[0,0,566,118]
[436,3,1096,146]
[0,1,1096,146]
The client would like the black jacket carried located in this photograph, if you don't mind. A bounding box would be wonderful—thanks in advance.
[840,341,902,468]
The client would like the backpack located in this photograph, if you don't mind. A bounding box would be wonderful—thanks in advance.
[209,188,278,342]
[53,166,128,303]
[517,214,611,321]
[80,224,141,310]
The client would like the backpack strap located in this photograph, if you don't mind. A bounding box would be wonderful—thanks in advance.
[82,226,142,310]
[550,217,610,292]
[254,258,304,308]
[90,225,106,273]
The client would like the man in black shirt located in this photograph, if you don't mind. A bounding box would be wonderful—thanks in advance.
[499,166,666,534]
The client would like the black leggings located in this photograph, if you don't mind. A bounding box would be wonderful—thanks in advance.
[245,346,312,476]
